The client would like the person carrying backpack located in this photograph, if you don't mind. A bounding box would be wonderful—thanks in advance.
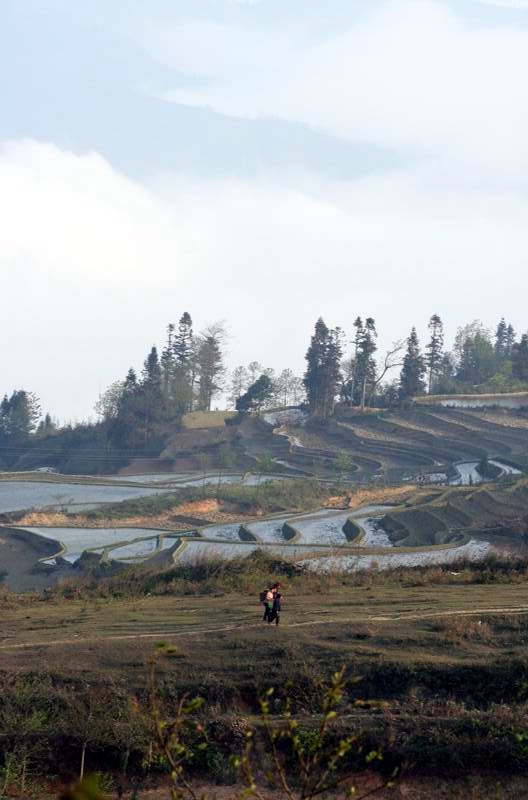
[268,582,282,626]
[260,586,274,622]
[260,583,282,624]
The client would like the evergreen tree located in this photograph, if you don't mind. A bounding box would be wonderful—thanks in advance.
[142,346,162,390]
[36,413,57,436]
[173,312,193,370]
[0,390,41,441]
[349,317,363,406]
[195,323,226,411]
[160,323,175,400]
[106,369,139,450]
[303,318,342,419]
[426,314,444,393]
[355,318,377,410]
[454,321,495,385]
[494,317,507,359]
[235,374,274,412]
[138,347,164,446]
[512,334,528,381]
[399,328,426,400]
[505,323,516,358]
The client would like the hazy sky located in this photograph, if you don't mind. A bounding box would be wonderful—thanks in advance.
[2,0,528,421]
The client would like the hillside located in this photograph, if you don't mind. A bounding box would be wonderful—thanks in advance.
[158,405,528,486]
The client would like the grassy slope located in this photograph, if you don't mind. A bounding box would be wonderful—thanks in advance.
[4,577,528,688]
[4,554,528,791]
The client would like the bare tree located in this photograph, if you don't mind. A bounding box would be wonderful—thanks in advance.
[366,341,405,405]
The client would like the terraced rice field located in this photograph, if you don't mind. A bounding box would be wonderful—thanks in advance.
[6,472,528,580]
[0,480,173,513]
[283,406,528,483]
[22,526,177,563]
[379,478,528,548]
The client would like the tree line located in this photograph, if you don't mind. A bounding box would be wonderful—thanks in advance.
[0,312,527,471]
[303,314,528,419]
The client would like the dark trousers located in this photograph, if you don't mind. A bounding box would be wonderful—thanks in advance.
[268,608,280,625]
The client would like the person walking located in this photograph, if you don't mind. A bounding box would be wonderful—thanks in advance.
[260,582,283,625]
[268,582,282,626]
[261,586,274,622]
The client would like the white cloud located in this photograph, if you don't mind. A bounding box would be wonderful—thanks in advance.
[140,0,528,188]
[479,0,528,7]
[0,139,196,287]
[1,136,527,421]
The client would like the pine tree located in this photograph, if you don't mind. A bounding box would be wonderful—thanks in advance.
[355,318,377,410]
[160,323,175,400]
[195,323,226,411]
[137,347,164,446]
[494,317,507,359]
[399,328,426,400]
[426,314,444,393]
[303,318,342,419]
[171,313,194,414]
[173,313,193,371]
[505,323,516,359]
[0,390,41,441]
[349,317,363,406]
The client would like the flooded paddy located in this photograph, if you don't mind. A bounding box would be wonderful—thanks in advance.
[243,518,287,542]
[451,459,523,486]
[1,469,512,585]
[300,538,492,573]
[200,522,244,541]
[21,526,171,563]
[289,511,351,545]
[0,481,175,514]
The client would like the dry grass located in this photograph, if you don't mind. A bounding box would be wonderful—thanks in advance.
[469,410,528,429]
[343,485,416,510]
[13,499,252,530]
[433,616,494,644]
[182,410,235,429]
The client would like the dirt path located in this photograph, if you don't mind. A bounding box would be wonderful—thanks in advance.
[2,603,528,651]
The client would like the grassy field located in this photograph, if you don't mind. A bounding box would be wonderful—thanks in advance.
[4,579,528,676]
[4,554,528,796]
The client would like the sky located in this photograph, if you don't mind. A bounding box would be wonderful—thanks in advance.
[1,0,528,421]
